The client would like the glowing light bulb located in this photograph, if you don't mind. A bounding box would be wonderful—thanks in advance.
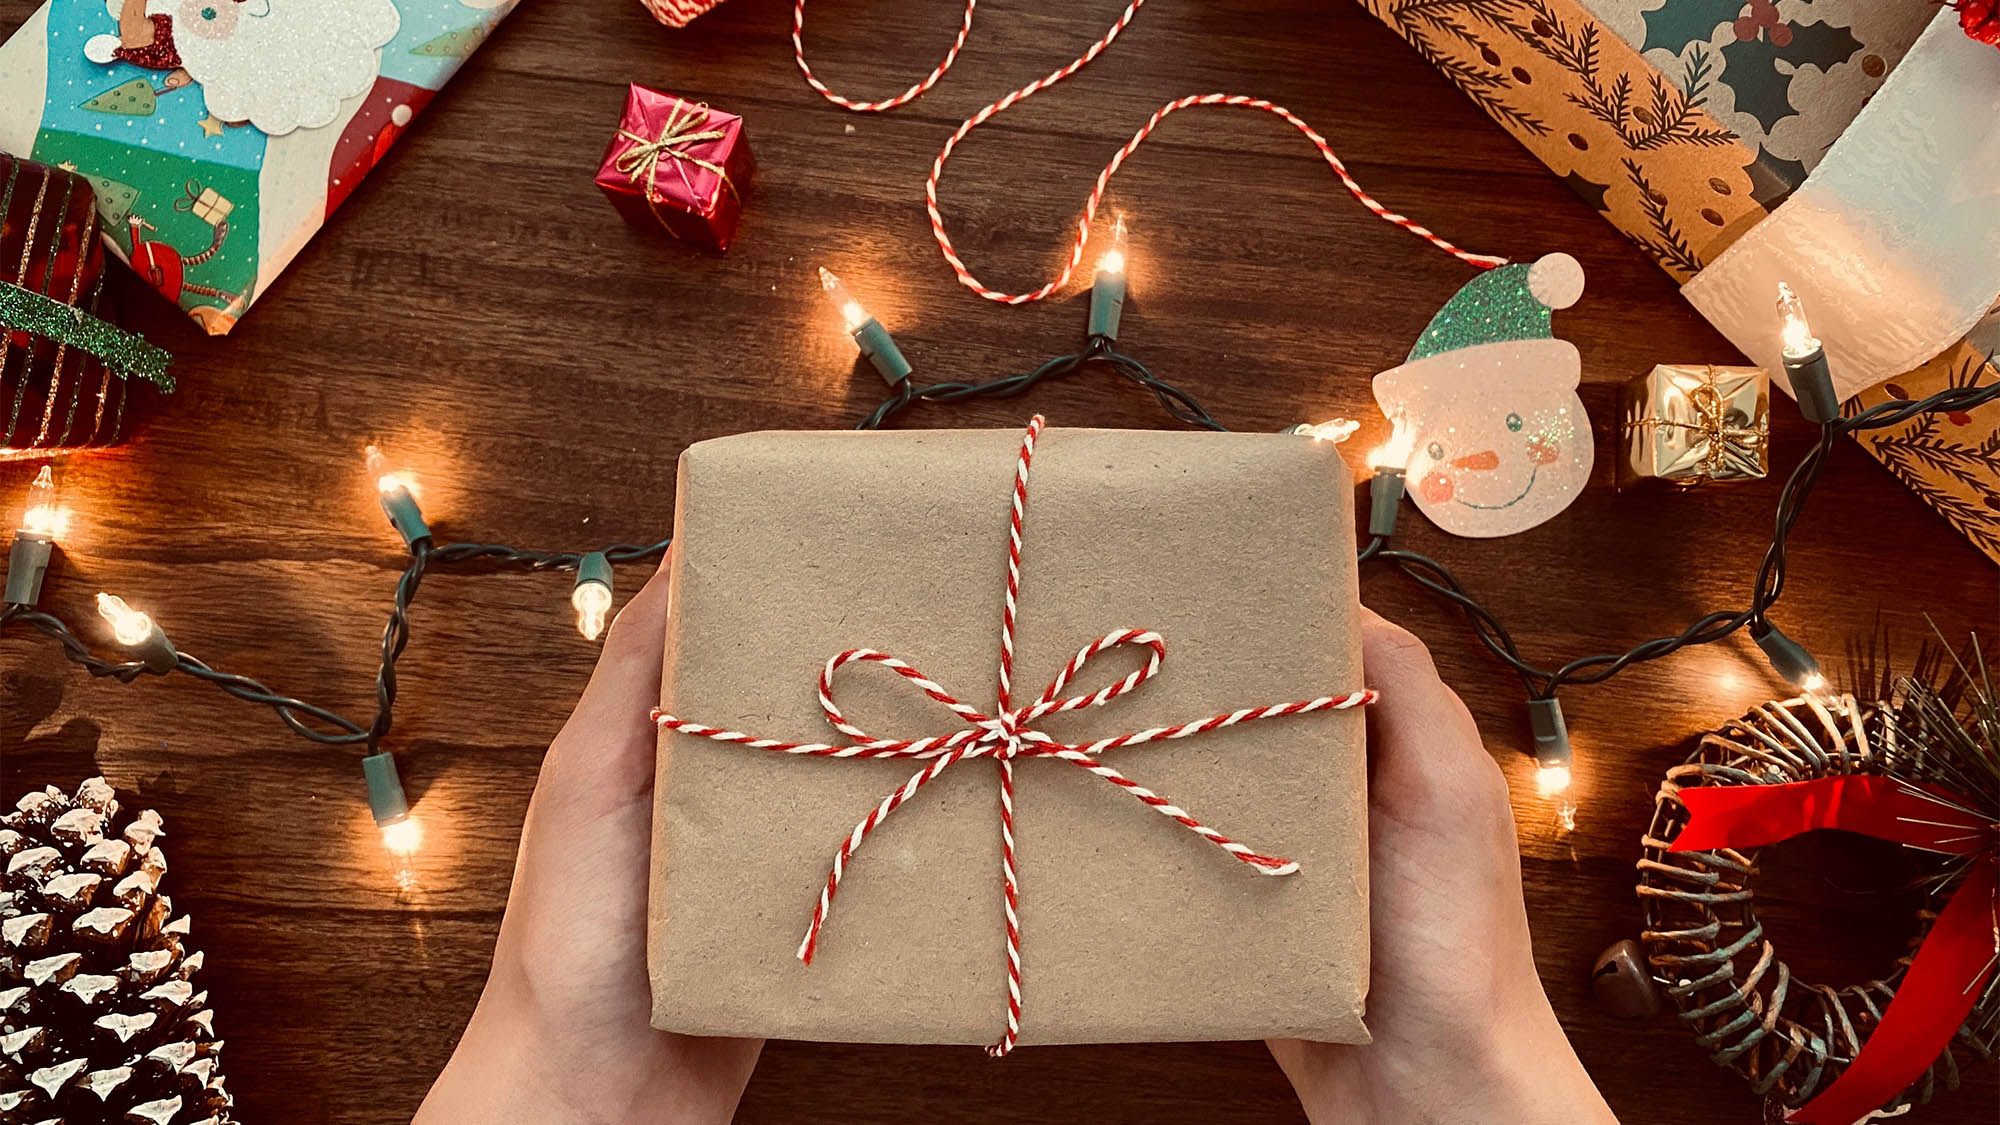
[572,580,613,641]
[1369,416,1417,472]
[820,267,871,333]
[1096,214,1128,277]
[364,444,419,500]
[1536,762,1578,834]
[821,267,914,384]
[381,816,423,857]
[1296,419,1360,444]
[1776,282,1819,360]
[1535,762,1572,798]
[95,592,156,647]
[19,465,68,539]
[1801,671,1827,695]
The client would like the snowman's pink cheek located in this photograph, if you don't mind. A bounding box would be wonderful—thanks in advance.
[1419,471,1454,504]
[1527,437,1561,465]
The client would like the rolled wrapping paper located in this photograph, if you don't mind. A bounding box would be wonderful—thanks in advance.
[1682,10,2000,400]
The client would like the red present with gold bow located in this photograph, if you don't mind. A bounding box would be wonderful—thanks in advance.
[595,85,753,252]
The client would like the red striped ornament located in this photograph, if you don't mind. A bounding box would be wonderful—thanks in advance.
[793,0,1507,305]
[652,417,1377,1056]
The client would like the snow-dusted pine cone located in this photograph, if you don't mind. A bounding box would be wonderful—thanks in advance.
[0,779,234,1124]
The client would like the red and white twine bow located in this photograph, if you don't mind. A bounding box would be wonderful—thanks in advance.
[652,417,1377,1056]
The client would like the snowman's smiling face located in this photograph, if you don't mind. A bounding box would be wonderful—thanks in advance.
[1411,403,1580,512]
[1373,338,1595,538]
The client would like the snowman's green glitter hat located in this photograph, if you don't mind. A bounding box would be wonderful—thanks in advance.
[1405,253,1585,363]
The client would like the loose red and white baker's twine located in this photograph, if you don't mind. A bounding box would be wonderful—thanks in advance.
[793,0,1506,305]
[652,416,1378,1056]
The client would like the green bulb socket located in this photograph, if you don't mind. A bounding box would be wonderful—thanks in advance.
[852,318,913,387]
[378,487,431,550]
[363,752,410,827]
[5,531,53,607]
[1783,349,1841,425]
[1088,270,1127,342]
[1752,621,1822,690]
[574,551,612,594]
[1368,469,1406,540]
[1526,697,1570,768]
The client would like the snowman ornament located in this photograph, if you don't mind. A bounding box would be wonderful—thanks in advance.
[1372,253,1593,538]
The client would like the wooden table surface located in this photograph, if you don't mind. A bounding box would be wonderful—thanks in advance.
[3,0,1995,1121]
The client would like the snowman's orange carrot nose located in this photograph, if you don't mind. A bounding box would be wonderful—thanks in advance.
[1450,450,1500,471]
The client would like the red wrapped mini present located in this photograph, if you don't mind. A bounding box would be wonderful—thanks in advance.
[596,85,753,252]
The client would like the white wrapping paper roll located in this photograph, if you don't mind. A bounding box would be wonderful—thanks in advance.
[1681,11,2000,401]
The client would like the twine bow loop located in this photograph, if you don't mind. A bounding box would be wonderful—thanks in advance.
[811,628,1170,763]
[614,101,739,211]
[652,416,1377,1056]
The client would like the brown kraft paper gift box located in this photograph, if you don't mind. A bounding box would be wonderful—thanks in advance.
[648,426,1371,1046]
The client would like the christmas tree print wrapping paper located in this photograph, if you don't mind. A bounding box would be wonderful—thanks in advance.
[0,0,520,336]
[1358,0,2000,563]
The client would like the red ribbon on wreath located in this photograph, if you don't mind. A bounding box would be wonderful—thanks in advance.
[1671,775,2000,1125]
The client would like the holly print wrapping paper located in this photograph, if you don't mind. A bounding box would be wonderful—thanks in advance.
[1358,0,2000,564]
[0,0,521,336]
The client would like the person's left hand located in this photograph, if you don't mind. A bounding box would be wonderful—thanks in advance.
[418,557,762,1124]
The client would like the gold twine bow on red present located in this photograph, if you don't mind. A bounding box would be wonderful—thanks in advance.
[613,100,739,222]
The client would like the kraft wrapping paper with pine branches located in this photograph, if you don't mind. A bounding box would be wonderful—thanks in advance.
[1359,0,2000,562]
[647,428,1371,1046]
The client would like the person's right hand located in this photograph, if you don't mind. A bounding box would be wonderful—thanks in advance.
[1266,608,1615,1124]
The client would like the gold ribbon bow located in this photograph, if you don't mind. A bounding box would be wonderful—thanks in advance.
[614,101,738,221]
[1628,365,1768,483]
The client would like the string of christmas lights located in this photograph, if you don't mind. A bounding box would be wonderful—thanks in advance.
[824,234,2000,830]
[792,0,1998,828]
[3,250,1994,860]
[1,450,669,868]
[4,1,1995,862]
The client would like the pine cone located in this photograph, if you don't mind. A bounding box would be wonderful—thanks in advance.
[0,779,235,1124]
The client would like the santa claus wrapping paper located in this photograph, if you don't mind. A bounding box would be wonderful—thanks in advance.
[0,0,521,334]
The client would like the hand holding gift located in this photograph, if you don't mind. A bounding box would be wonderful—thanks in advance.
[417,422,1615,1122]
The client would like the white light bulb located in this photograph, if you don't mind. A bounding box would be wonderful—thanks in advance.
[364,444,419,500]
[19,464,67,540]
[572,580,613,641]
[1298,419,1360,444]
[1369,416,1417,471]
[1536,762,1578,834]
[381,817,423,858]
[1801,671,1828,696]
[94,593,156,648]
[819,267,872,333]
[1535,762,1572,798]
[1096,214,1129,277]
[1776,282,1819,360]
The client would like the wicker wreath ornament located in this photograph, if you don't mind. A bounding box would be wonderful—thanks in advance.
[1638,689,1999,1123]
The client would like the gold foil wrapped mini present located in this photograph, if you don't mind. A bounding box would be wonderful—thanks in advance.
[1622,365,1770,486]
